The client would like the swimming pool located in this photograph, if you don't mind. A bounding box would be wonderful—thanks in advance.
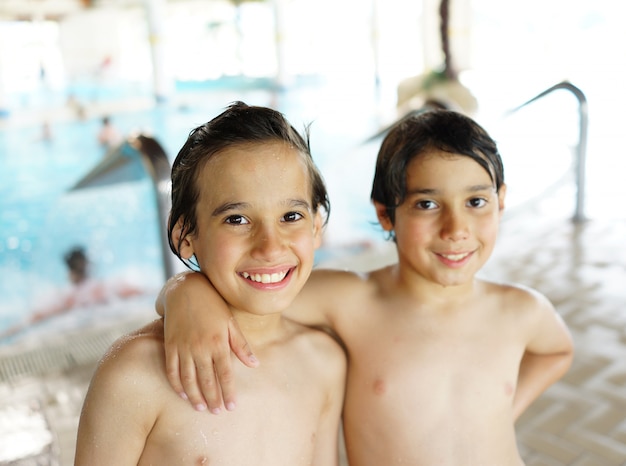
[0,114,161,334]
[1,76,583,345]
[0,80,392,342]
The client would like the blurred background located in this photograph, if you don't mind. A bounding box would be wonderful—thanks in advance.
[1,0,623,345]
[0,0,625,464]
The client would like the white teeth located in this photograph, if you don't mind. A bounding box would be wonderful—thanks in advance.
[442,253,469,261]
[242,271,288,284]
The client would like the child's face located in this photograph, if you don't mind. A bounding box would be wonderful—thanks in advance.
[376,149,506,288]
[179,141,323,316]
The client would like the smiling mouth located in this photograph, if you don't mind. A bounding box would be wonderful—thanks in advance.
[438,252,471,261]
[241,270,289,284]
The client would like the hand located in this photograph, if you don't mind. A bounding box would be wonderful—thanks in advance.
[158,272,259,413]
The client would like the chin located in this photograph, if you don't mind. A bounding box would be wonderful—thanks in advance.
[433,272,474,288]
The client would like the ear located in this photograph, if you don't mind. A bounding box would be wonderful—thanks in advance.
[312,211,324,249]
[171,219,195,260]
[497,184,507,216]
[374,201,394,231]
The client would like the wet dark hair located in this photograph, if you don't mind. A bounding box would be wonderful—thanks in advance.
[370,109,504,226]
[64,246,88,282]
[168,101,330,269]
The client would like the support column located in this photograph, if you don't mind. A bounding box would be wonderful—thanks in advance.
[144,0,173,102]
[0,26,10,117]
[421,0,472,74]
[271,0,289,88]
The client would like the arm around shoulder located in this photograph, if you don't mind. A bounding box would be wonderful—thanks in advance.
[286,268,369,329]
[75,321,164,465]
[155,270,257,413]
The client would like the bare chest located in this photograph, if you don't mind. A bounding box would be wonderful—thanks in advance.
[342,310,524,417]
[340,315,524,465]
[140,353,329,465]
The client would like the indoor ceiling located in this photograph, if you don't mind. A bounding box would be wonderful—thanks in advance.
[0,0,144,20]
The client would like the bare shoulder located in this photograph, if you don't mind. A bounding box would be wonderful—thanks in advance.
[77,321,166,460]
[481,279,557,329]
[294,268,379,327]
[93,319,165,390]
[482,280,573,357]
[102,319,164,362]
[309,267,370,291]
[308,267,384,302]
[489,280,552,310]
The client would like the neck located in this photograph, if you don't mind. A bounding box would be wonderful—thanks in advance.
[391,263,479,305]
[230,308,286,347]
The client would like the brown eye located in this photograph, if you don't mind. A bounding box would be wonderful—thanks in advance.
[283,212,303,222]
[467,198,487,208]
[225,215,249,225]
[416,200,437,210]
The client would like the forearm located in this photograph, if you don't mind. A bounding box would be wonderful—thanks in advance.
[155,270,201,318]
[513,350,573,420]
[281,269,346,329]
[155,268,258,412]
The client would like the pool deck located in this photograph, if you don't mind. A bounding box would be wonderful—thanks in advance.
[1,183,625,465]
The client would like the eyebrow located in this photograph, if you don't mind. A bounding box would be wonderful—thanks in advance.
[211,202,250,217]
[211,198,312,217]
[467,184,496,192]
[407,184,495,196]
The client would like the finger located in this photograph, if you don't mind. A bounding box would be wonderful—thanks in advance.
[195,358,224,414]
[164,346,187,400]
[212,348,237,411]
[229,317,259,368]
[179,354,209,412]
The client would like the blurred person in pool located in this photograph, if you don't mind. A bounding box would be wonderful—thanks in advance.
[0,246,143,340]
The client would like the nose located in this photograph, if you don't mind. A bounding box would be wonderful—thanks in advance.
[251,223,286,260]
[440,208,469,241]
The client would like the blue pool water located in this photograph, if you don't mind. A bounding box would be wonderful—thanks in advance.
[0,77,581,341]
[0,81,388,337]
[0,116,162,328]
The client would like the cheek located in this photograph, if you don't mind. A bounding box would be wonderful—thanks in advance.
[395,216,433,241]
[291,232,316,255]
[194,232,240,271]
[287,228,319,261]
[475,215,500,244]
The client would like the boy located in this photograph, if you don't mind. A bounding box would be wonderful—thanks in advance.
[157,109,574,465]
[74,102,346,465]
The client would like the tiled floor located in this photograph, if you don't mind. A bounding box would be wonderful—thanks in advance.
[0,318,153,465]
[488,214,626,465]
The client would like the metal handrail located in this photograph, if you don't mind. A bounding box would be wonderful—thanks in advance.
[129,135,175,279]
[71,134,176,281]
[507,80,589,223]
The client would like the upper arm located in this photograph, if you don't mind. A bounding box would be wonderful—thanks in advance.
[75,330,161,465]
[520,288,573,356]
[285,269,366,330]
